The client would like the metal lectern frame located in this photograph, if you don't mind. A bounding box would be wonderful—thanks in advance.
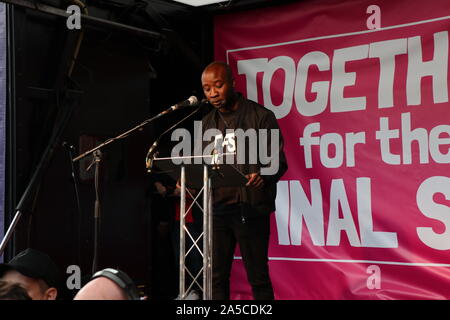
[152,153,244,300]
[152,155,216,300]
[179,164,213,300]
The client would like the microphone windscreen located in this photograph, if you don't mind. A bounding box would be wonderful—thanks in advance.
[187,96,198,106]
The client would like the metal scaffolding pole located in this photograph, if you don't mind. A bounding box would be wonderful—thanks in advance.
[178,164,212,300]
[152,153,243,300]
[0,0,163,40]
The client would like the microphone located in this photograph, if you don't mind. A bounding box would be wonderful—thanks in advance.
[162,96,199,115]
[145,139,159,170]
[145,98,204,173]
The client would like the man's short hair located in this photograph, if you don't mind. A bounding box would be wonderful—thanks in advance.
[204,61,234,83]
[0,280,32,300]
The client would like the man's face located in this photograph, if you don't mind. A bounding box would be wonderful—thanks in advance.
[1,269,55,300]
[201,64,235,111]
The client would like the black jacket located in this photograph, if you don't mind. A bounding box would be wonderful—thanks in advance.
[202,93,288,217]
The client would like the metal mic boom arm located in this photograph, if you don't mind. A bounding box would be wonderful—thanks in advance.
[73,97,200,162]
[146,104,204,172]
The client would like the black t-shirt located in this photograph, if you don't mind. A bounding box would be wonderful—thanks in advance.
[212,108,242,214]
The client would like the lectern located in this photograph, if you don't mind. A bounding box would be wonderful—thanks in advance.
[152,154,247,300]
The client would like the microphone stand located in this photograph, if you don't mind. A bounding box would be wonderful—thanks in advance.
[146,105,204,172]
[63,142,83,267]
[86,149,102,274]
[72,104,195,274]
[0,92,80,258]
[73,110,172,163]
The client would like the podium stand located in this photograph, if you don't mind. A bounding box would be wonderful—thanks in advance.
[153,154,247,300]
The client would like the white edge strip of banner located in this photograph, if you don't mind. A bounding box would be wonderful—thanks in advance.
[233,256,450,268]
[225,15,450,63]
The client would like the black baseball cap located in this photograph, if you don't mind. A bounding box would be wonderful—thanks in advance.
[0,248,61,289]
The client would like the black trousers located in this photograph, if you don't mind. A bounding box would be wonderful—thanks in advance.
[212,212,274,300]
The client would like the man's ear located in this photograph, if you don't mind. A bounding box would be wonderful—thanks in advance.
[44,287,58,300]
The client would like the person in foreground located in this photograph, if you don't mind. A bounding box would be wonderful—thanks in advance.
[0,280,32,300]
[74,268,140,300]
[0,248,60,300]
[200,61,288,300]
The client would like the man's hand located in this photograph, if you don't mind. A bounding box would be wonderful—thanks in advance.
[175,179,197,197]
[246,173,264,189]
[154,182,167,197]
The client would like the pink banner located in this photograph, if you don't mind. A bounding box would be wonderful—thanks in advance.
[215,0,450,299]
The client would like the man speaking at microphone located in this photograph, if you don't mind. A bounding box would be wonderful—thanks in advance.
[200,61,287,300]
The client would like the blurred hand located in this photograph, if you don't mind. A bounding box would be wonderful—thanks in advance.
[173,186,181,197]
[245,173,264,190]
[174,179,196,197]
[154,182,167,196]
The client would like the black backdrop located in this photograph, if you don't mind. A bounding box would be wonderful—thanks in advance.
[6,2,211,299]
